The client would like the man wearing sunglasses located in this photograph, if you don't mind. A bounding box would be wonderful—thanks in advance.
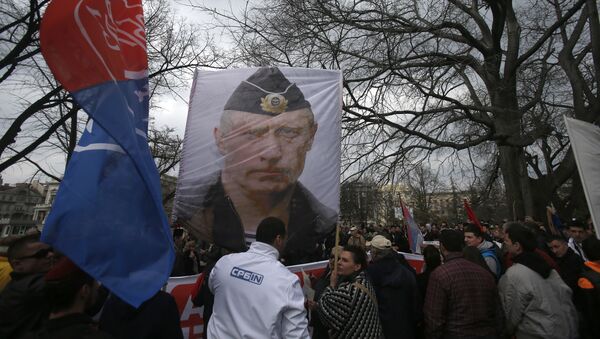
[0,234,55,338]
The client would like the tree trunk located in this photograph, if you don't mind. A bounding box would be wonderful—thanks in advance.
[497,145,529,220]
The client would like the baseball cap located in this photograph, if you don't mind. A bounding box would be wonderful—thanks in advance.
[367,235,392,250]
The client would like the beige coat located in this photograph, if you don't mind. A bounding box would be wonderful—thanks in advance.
[499,263,578,339]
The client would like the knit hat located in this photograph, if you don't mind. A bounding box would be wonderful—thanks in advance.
[45,256,92,289]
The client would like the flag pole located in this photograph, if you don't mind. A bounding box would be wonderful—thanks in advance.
[399,194,413,252]
[332,222,340,280]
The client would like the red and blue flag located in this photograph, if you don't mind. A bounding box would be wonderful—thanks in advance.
[39,0,174,307]
[400,199,423,254]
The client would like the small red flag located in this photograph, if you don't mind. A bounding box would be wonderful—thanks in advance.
[464,199,483,231]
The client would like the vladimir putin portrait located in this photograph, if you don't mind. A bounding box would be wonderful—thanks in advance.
[174,67,337,264]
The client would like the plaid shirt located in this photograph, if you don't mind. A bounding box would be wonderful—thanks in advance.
[424,253,501,339]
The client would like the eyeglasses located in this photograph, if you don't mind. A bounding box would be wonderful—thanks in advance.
[16,247,53,260]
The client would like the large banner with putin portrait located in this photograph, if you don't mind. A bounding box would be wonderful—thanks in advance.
[173,67,342,265]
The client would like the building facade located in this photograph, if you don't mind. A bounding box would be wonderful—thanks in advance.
[0,183,44,237]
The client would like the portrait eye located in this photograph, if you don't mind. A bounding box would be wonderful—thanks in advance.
[244,127,268,139]
[276,127,302,139]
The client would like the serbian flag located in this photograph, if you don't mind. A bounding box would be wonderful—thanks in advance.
[464,199,483,231]
[400,199,423,254]
[39,0,174,307]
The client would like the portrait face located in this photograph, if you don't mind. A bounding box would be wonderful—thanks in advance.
[215,109,317,196]
[548,239,568,258]
[337,250,361,276]
[464,232,482,247]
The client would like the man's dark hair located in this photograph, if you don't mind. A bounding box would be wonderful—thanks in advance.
[582,237,600,261]
[463,223,483,237]
[343,245,368,271]
[546,235,567,243]
[7,234,40,262]
[173,228,184,239]
[568,219,588,230]
[505,222,536,252]
[422,245,441,272]
[439,229,464,252]
[255,217,286,244]
[45,275,94,312]
[44,257,95,312]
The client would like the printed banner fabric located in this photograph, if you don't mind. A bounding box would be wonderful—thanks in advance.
[172,67,342,265]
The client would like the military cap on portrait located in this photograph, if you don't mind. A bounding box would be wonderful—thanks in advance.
[223,67,312,116]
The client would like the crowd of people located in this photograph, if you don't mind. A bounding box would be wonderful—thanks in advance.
[1,214,599,339]
[0,231,183,339]
[316,217,599,339]
[186,214,600,339]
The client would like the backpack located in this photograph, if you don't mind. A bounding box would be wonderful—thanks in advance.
[581,269,600,298]
[481,247,502,278]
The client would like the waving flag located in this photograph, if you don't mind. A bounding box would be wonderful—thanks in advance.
[463,199,483,231]
[39,0,174,307]
[400,199,423,254]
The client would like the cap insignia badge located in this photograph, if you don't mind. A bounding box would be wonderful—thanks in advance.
[261,93,288,114]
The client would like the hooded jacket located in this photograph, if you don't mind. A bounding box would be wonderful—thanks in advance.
[498,251,578,339]
[367,252,421,339]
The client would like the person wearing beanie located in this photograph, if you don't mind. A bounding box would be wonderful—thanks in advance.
[173,67,337,265]
[499,222,578,339]
[21,256,113,339]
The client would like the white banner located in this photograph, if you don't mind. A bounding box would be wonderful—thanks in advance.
[564,117,600,238]
[172,67,342,264]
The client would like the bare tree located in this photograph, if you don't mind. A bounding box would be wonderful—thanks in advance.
[0,0,228,179]
[405,164,444,222]
[340,178,383,225]
[193,0,600,220]
[149,125,182,176]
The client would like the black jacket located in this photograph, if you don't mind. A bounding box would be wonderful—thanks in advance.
[99,291,183,339]
[20,313,113,339]
[174,173,337,265]
[367,253,422,339]
[311,267,333,339]
[555,248,584,292]
[0,272,50,339]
